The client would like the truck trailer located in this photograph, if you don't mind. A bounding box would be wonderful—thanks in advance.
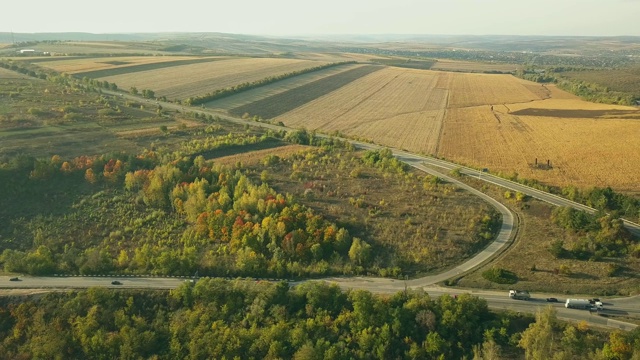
[509,290,530,300]
[565,299,603,310]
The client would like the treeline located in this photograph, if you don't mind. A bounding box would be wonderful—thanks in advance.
[183,61,355,106]
[515,67,639,105]
[0,280,635,359]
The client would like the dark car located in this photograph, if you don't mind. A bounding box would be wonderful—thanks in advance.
[111,280,122,285]
[546,297,558,302]
[9,277,20,281]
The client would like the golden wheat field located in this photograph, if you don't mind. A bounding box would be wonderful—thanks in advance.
[98,58,328,100]
[274,68,640,191]
[439,96,640,191]
[35,56,199,74]
[277,67,448,154]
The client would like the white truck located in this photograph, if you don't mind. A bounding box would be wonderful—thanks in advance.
[509,290,530,300]
[565,299,603,310]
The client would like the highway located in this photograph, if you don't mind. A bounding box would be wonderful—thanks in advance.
[1,275,638,331]
[6,89,635,330]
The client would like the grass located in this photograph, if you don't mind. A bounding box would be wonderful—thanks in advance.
[454,176,640,296]
[0,71,220,159]
[239,147,495,275]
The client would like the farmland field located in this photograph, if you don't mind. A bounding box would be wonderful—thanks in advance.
[439,87,640,191]
[96,58,330,100]
[229,65,382,119]
[273,68,446,155]
[204,63,365,112]
[34,56,220,76]
[265,66,639,192]
[431,59,522,73]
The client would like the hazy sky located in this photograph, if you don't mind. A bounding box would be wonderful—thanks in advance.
[4,0,640,36]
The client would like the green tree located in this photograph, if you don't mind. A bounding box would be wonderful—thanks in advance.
[519,306,558,360]
[348,237,371,266]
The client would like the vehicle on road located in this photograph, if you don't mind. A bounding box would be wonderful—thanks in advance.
[589,298,601,304]
[566,299,603,310]
[546,297,558,302]
[111,280,122,285]
[9,277,20,281]
[509,290,530,300]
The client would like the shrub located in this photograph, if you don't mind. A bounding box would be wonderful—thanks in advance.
[607,263,622,277]
[548,240,568,259]
[481,267,518,284]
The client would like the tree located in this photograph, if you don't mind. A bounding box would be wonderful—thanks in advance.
[84,168,97,184]
[348,237,371,266]
[519,306,558,360]
[129,86,138,95]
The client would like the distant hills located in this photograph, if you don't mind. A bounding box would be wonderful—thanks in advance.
[1,32,640,56]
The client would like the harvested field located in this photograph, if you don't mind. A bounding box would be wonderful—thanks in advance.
[267,66,638,191]
[34,56,212,75]
[229,65,382,119]
[431,59,522,73]
[98,58,329,100]
[446,72,545,108]
[439,92,640,191]
[276,68,451,155]
[72,57,226,78]
[205,63,364,112]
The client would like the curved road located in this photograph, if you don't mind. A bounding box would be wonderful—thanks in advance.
[3,90,637,330]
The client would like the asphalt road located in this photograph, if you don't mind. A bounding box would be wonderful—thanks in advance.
[12,90,634,330]
[2,275,638,331]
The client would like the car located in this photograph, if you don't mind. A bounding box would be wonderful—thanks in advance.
[111,280,122,285]
[546,297,558,302]
[9,277,20,281]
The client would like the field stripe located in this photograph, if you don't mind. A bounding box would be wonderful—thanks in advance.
[229,65,383,119]
[73,57,223,78]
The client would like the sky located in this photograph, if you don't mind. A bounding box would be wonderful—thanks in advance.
[3,0,640,37]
